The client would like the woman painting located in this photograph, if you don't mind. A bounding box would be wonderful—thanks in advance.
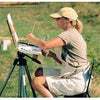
[27,7,89,97]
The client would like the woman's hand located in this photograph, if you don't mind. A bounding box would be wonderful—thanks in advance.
[42,50,50,57]
[27,33,46,49]
[42,50,62,64]
[27,33,36,42]
[42,50,55,58]
[42,50,47,57]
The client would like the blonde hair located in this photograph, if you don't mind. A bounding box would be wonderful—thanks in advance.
[75,19,83,33]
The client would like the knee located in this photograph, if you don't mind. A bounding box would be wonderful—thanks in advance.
[35,67,43,77]
[32,77,39,90]
[31,77,46,90]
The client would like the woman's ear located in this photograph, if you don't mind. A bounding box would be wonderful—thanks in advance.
[70,20,77,26]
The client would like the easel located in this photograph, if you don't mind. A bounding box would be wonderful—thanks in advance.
[0,51,41,97]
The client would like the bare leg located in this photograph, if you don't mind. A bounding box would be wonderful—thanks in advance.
[32,67,53,97]
[32,76,53,97]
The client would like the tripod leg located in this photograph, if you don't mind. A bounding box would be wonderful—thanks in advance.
[18,65,22,97]
[24,65,37,97]
[0,65,16,96]
[21,66,27,97]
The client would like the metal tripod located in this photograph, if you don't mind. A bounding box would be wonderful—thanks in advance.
[0,51,41,97]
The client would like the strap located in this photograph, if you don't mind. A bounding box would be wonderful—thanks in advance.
[75,63,90,73]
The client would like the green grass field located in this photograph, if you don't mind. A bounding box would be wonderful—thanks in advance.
[0,2,100,97]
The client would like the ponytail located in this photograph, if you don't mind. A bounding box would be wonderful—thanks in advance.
[75,19,83,33]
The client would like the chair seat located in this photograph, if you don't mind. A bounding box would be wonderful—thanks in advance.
[64,92,90,98]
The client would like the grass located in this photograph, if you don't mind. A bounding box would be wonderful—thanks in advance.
[0,2,100,97]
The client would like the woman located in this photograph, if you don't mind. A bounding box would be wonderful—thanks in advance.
[27,7,89,97]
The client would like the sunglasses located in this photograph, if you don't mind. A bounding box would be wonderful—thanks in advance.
[56,17,69,20]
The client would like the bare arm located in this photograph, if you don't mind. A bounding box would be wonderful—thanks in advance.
[27,33,65,64]
[42,50,62,64]
[27,33,65,50]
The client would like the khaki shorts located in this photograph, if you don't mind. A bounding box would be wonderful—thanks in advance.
[46,72,85,96]
[43,65,88,96]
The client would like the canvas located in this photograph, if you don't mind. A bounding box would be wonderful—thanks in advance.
[7,14,41,55]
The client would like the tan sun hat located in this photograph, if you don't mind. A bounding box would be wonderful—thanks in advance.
[50,7,78,20]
